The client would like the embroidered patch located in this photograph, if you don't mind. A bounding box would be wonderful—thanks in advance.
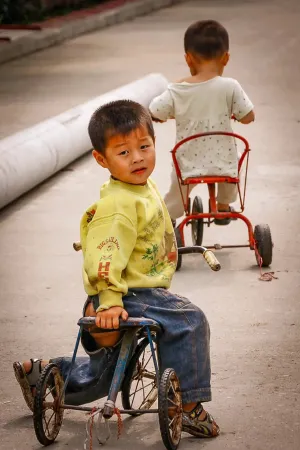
[98,261,111,283]
[97,237,120,251]
[99,253,112,262]
[86,209,96,223]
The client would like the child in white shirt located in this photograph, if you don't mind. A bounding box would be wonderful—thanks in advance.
[149,20,255,224]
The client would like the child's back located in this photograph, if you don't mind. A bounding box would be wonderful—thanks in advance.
[150,19,255,220]
[151,75,253,178]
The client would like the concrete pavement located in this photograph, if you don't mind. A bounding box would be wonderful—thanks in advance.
[0,0,300,449]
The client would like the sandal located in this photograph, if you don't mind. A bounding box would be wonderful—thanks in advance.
[182,404,220,438]
[214,206,236,226]
[13,359,42,412]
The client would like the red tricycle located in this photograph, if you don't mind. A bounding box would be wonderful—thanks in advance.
[172,131,273,271]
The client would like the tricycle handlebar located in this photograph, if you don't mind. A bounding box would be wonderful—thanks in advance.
[78,316,160,330]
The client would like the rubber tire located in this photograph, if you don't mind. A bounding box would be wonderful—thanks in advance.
[121,337,157,414]
[254,224,273,267]
[34,363,64,446]
[175,228,183,271]
[158,368,182,450]
[191,196,204,246]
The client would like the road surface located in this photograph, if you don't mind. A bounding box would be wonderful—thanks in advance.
[0,0,299,449]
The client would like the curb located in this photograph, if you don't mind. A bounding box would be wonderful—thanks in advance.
[0,0,184,65]
[0,73,168,209]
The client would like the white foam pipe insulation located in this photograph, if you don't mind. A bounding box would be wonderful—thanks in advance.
[0,73,168,209]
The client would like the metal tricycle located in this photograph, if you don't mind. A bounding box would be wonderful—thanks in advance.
[171,132,273,271]
[31,244,221,450]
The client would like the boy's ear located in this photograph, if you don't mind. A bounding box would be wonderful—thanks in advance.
[92,149,107,168]
[222,52,230,66]
[184,52,192,67]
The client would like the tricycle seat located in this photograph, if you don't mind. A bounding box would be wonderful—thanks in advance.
[182,175,239,185]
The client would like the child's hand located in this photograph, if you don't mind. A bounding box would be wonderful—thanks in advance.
[95,307,128,329]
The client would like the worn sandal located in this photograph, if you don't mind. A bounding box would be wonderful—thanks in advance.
[182,404,220,438]
[13,359,42,412]
[214,206,237,226]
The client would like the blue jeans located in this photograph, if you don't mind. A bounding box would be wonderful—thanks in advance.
[52,288,211,405]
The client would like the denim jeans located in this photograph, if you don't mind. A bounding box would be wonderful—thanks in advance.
[52,288,211,405]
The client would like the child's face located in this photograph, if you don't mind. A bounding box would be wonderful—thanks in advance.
[92,125,156,185]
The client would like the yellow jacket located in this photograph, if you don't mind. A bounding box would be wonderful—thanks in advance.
[80,178,177,312]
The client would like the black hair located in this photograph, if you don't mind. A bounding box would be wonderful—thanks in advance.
[88,99,155,153]
[184,20,229,60]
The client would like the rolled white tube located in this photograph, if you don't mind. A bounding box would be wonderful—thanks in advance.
[0,73,168,209]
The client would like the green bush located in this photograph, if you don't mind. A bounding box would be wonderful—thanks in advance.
[0,0,104,24]
[0,0,44,24]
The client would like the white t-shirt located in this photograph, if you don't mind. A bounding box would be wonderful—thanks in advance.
[149,76,253,179]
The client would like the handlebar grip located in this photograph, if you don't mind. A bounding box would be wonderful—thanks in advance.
[203,250,221,271]
[73,242,82,251]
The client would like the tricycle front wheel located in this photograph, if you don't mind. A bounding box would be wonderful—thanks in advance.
[34,363,64,446]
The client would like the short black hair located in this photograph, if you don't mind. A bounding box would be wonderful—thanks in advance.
[184,20,229,60]
[88,99,155,153]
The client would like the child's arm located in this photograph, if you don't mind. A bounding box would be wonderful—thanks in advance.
[149,88,174,123]
[83,203,137,328]
[231,80,255,124]
[239,110,255,124]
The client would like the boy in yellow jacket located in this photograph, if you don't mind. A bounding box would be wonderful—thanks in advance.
[13,100,219,438]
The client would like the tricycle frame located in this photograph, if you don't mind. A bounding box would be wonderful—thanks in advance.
[33,317,184,450]
[62,318,161,418]
[171,131,256,251]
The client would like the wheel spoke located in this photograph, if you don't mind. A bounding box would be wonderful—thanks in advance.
[43,403,55,411]
[142,353,153,370]
[54,371,63,399]
[130,377,141,407]
[141,378,145,402]
[46,410,56,429]
[170,379,180,402]
[54,372,60,397]
[167,397,178,407]
[170,414,180,438]
[170,381,177,397]
[141,370,156,380]
[168,416,175,427]
[43,415,51,437]
[44,385,56,399]
[129,380,155,397]
[141,349,145,368]
[141,385,157,406]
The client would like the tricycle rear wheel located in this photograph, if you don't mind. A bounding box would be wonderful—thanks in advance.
[33,363,64,446]
[158,368,182,450]
[254,224,273,267]
[191,196,204,245]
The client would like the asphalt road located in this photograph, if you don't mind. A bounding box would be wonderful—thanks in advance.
[0,0,300,449]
